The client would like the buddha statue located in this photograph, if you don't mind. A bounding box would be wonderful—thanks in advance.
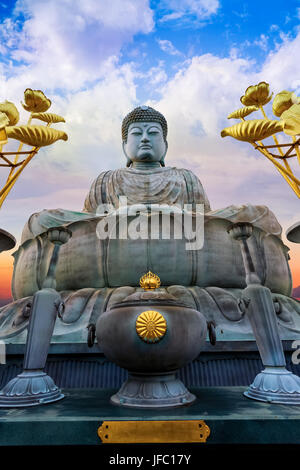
[20,106,211,241]
[0,106,299,344]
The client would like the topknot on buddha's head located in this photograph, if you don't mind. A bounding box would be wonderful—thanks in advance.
[122,105,168,142]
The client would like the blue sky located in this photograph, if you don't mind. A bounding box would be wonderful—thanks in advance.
[0,0,299,288]
[132,0,300,81]
[2,0,300,101]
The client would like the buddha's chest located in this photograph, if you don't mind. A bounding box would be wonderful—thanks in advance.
[109,169,186,206]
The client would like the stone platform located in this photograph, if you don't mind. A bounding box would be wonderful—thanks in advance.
[0,387,299,446]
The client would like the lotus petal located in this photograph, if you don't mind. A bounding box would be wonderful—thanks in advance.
[6,125,68,147]
[32,112,65,123]
[272,90,298,117]
[281,104,300,136]
[0,112,9,129]
[221,119,284,142]
[240,81,273,107]
[227,106,258,119]
[0,101,19,125]
[22,89,51,113]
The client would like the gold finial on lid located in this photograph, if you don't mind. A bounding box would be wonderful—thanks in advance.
[139,271,161,291]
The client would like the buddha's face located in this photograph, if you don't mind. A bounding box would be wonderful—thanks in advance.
[123,121,167,164]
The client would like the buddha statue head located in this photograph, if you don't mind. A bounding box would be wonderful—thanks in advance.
[122,105,168,168]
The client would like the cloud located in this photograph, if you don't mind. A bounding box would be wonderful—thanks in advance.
[232,7,248,19]
[143,61,168,87]
[157,39,182,56]
[0,0,154,93]
[261,32,300,93]
[253,34,269,52]
[158,0,220,23]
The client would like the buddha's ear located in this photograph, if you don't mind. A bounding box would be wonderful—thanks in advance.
[122,141,132,167]
[160,141,168,167]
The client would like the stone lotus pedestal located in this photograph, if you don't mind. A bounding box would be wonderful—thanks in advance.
[96,288,210,409]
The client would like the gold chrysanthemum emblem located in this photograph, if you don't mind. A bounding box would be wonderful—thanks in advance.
[136,310,167,343]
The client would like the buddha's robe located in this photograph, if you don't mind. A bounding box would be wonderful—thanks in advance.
[83,167,211,212]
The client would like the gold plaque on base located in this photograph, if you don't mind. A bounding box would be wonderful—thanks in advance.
[98,420,210,443]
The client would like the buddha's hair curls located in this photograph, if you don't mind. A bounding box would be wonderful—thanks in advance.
[122,106,168,142]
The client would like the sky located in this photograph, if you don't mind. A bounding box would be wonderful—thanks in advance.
[0,0,299,301]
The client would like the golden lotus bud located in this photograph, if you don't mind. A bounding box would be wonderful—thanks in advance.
[139,271,161,290]
[281,104,300,136]
[0,101,19,125]
[22,89,51,113]
[272,90,298,117]
[240,81,273,107]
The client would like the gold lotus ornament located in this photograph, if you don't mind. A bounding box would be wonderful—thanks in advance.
[140,271,161,290]
[281,104,300,136]
[0,112,9,129]
[6,125,68,147]
[136,310,167,343]
[221,119,284,142]
[0,87,67,209]
[240,81,273,107]
[0,113,8,145]
[227,106,258,119]
[222,80,300,198]
[0,101,19,125]
[272,90,299,117]
[22,88,51,113]
[0,128,8,145]
[32,112,66,124]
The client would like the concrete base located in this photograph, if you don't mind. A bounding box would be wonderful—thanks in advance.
[0,387,300,445]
